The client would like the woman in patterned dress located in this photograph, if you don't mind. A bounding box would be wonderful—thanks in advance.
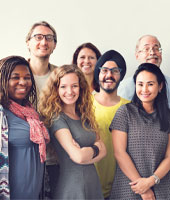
[109,63,170,200]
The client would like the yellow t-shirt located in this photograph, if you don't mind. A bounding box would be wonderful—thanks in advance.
[92,95,130,198]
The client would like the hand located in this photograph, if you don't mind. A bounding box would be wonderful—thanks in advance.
[141,189,155,200]
[130,177,154,195]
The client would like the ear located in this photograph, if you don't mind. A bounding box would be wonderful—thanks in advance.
[26,41,30,51]
[135,51,139,60]
[159,82,163,92]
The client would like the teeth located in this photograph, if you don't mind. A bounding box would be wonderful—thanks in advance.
[83,65,90,69]
[17,88,26,91]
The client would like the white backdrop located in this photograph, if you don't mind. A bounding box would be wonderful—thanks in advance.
[1,0,170,78]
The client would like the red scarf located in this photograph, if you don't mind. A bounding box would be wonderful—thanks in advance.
[9,100,50,163]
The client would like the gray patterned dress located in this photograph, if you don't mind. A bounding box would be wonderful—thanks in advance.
[50,113,104,200]
[109,103,170,200]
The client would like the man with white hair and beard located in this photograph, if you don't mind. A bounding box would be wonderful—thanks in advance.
[92,50,130,199]
[118,34,170,107]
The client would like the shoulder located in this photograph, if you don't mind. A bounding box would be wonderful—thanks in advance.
[120,97,131,104]
[49,63,58,71]
[116,102,136,115]
[50,113,69,134]
[118,77,135,100]
[165,75,170,83]
[119,76,134,86]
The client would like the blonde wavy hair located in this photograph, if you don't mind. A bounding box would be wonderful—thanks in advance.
[39,64,99,138]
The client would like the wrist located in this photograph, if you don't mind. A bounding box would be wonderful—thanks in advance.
[148,176,156,187]
[91,145,99,158]
[152,174,160,185]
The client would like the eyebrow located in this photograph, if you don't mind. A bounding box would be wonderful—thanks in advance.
[11,73,31,76]
[137,81,155,83]
[143,44,159,47]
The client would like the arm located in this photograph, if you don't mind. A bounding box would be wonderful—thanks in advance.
[112,129,155,199]
[54,128,106,164]
[130,134,170,195]
[112,129,141,181]
[81,139,107,164]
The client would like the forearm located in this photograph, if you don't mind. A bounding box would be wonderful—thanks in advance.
[116,151,141,181]
[153,156,170,180]
[81,140,107,165]
[70,146,94,164]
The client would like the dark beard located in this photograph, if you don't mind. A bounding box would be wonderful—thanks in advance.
[99,80,120,94]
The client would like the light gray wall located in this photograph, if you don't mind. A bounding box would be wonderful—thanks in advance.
[1,0,170,78]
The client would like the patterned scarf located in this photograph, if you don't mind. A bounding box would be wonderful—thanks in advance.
[9,100,50,163]
[0,105,9,199]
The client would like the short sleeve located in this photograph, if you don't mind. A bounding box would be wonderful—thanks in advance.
[109,104,128,133]
[49,114,69,135]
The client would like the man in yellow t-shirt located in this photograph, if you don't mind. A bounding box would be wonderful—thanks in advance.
[93,50,130,199]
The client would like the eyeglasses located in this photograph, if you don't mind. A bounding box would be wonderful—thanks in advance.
[30,34,55,42]
[138,46,162,54]
[99,67,122,75]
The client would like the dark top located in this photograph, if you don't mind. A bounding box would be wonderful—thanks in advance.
[5,109,44,199]
[109,103,170,200]
[50,112,104,199]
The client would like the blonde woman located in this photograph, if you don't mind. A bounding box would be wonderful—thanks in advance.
[39,64,106,199]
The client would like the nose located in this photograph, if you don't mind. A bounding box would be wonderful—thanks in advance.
[149,48,155,55]
[40,37,47,45]
[106,70,113,77]
[84,57,90,63]
[142,85,148,92]
[67,87,72,94]
[18,78,26,85]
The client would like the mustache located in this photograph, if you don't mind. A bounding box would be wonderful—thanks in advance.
[147,55,158,60]
[101,77,116,83]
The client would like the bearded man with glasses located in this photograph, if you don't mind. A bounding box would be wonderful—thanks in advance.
[118,34,170,108]
[92,50,130,199]
[26,21,58,199]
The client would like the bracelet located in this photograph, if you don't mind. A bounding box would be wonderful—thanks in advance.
[91,145,99,158]
[152,174,160,184]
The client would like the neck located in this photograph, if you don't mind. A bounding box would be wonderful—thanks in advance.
[62,104,79,119]
[95,89,120,107]
[84,74,94,92]
[29,56,50,76]
[142,102,154,113]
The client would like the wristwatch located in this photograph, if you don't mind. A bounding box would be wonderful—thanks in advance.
[152,174,160,184]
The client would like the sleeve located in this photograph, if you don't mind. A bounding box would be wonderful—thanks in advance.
[109,104,129,133]
[49,114,69,135]
[117,77,135,100]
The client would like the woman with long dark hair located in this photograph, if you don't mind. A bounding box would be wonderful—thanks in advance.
[109,63,170,200]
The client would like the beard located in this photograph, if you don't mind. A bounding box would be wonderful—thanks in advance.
[99,78,120,94]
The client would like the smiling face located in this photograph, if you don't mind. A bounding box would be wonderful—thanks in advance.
[136,70,162,108]
[77,48,97,75]
[27,25,56,59]
[135,36,162,67]
[8,65,32,104]
[99,61,121,93]
[59,73,80,107]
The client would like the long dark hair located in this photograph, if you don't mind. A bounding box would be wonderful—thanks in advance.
[132,63,170,132]
[0,55,37,108]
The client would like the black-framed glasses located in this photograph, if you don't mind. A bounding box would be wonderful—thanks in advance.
[99,67,122,75]
[30,34,55,42]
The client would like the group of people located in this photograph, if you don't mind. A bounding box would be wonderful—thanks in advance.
[0,20,170,200]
